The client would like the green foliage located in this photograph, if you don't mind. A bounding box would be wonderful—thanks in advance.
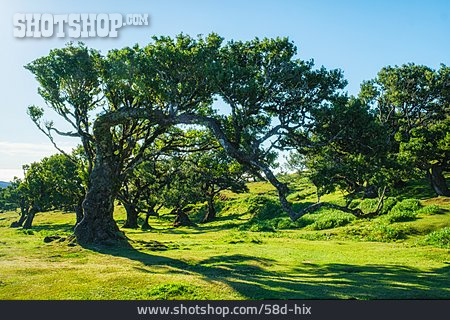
[416,205,441,215]
[295,98,394,198]
[356,197,398,215]
[247,196,283,220]
[383,211,417,223]
[381,197,400,215]
[346,223,411,242]
[21,154,84,213]
[273,217,296,230]
[0,173,449,300]
[360,64,450,196]
[247,221,276,232]
[365,224,411,242]
[309,210,356,230]
[391,199,421,213]
[236,196,285,231]
[356,199,378,214]
[422,227,450,248]
[297,232,335,241]
[0,178,22,212]
[294,214,317,228]
[382,199,421,223]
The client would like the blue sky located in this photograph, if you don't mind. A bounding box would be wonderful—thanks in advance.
[0,0,449,181]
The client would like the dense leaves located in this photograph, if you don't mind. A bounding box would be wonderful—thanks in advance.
[22,35,448,244]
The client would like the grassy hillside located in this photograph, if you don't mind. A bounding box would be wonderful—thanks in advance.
[0,174,449,300]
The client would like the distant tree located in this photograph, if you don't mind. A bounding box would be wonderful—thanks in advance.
[0,178,22,213]
[117,129,217,228]
[118,154,172,229]
[159,155,202,227]
[360,64,450,196]
[10,154,84,229]
[399,118,450,195]
[186,150,249,222]
[296,98,395,204]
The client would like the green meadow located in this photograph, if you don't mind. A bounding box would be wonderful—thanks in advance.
[0,175,449,300]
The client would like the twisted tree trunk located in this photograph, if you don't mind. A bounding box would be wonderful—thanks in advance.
[173,208,195,227]
[73,116,125,245]
[428,164,450,196]
[141,206,156,230]
[141,212,152,230]
[202,195,216,223]
[10,200,28,228]
[122,203,139,229]
[23,206,39,229]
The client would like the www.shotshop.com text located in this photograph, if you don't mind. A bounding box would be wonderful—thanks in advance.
[137,303,312,317]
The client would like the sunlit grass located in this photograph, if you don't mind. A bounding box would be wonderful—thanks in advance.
[0,175,449,300]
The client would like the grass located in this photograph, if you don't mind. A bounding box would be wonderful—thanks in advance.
[422,227,450,249]
[0,175,449,300]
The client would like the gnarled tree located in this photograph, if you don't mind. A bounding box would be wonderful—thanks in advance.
[27,34,348,245]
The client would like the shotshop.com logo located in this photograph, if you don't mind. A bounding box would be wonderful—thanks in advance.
[13,13,149,38]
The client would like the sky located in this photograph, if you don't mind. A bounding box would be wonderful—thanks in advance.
[0,0,449,181]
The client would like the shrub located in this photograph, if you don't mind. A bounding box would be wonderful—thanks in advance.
[383,210,417,223]
[348,199,361,209]
[390,198,421,213]
[357,198,379,214]
[366,224,409,241]
[380,197,399,215]
[275,217,296,229]
[346,223,410,242]
[294,214,316,228]
[416,205,441,215]
[356,197,398,215]
[309,210,356,230]
[383,198,421,223]
[423,227,450,248]
[248,221,276,232]
[246,196,282,220]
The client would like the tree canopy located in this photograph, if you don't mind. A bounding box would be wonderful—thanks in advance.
[24,35,448,245]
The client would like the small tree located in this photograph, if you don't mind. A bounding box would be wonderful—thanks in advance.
[185,150,249,222]
[11,154,84,229]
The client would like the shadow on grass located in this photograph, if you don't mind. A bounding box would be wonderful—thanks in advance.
[85,244,450,299]
[29,223,74,233]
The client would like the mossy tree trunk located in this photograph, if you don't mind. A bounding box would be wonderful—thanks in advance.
[73,118,125,245]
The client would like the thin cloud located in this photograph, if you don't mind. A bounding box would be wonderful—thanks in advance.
[0,140,77,181]
[0,141,56,156]
[0,140,75,156]
[0,169,23,181]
